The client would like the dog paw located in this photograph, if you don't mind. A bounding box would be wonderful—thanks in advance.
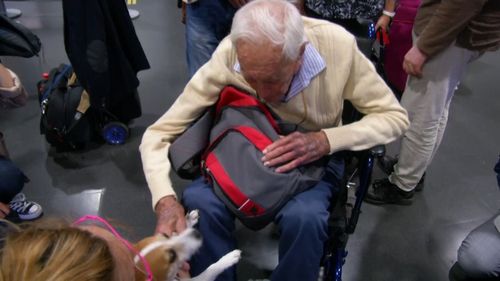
[186,209,199,227]
[218,249,241,267]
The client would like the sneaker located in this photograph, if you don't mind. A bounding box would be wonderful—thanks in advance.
[377,155,425,192]
[365,178,414,205]
[9,193,43,221]
[10,192,26,203]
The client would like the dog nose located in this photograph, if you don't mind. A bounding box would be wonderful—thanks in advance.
[192,229,202,240]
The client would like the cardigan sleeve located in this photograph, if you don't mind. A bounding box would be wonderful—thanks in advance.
[322,34,410,153]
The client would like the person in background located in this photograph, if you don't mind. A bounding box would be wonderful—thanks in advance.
[366,0,500,205]
[183,0,240,77]
[0,64,43,222]
[382,0,422,98]
[303,0,397,35]
[375,0,398,31]
[0,63,27,109]
[448,156,500,280]
[183,0,302,77]
[0,155,43,222]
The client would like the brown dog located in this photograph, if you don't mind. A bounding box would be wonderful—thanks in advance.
[134,210,241,281]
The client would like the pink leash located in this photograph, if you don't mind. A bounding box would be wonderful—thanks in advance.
[73,215,153,281]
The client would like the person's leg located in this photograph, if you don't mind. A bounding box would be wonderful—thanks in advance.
[182,177,237,281]
[185,0,236,77]
[271,156,344,281]
[389,39,478,191]
[0,157,26,203]
[0,64,14,88]
[456,212,500,279]
[428,98,451,164]
[430,52,480,164]
[0,65,28,109]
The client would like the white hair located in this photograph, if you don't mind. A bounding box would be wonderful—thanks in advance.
[230,0,306,61]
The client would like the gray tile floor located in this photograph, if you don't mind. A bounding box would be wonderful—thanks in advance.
[1,1,499,280]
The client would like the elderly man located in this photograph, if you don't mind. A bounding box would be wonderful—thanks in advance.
[140,0,408,280]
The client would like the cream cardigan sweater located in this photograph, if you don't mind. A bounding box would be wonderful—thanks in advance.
[140,17,409,208]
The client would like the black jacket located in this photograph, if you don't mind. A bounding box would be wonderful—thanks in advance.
[62,0,150,123]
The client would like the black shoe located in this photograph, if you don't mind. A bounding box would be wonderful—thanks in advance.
[365,178,414,205]
[377,155,425,192]
[378,155,398,175]
[448,262,498,281]
[449,262,468,281]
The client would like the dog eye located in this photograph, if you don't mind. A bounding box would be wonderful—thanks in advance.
[166,249,177,263]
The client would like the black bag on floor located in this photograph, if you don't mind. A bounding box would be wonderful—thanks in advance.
[38,64,98,150]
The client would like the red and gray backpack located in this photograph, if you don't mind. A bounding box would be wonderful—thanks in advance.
[170,86,325,230]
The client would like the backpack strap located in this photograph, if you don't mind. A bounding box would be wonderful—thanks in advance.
[40,64,72,105]
[68,72,91,115]
[203,125,272,216]
[65,74,91,133]
[216,86,281,133]
[76,90,90,114]
[204,125,272,157]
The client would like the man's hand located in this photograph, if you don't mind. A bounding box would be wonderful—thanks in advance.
[262,131,330,173]
[228,0,249,9]
[403,46,428,78]
[154,195,186,236]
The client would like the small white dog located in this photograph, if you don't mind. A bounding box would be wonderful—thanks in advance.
[134,210,241,281]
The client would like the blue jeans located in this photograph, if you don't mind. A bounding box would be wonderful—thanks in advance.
[182,156,344,281]
[0,157,26,203]
[457,212,500,278]
[185,0,236,77]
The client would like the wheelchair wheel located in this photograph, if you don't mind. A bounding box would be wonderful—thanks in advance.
[102,122,129,145]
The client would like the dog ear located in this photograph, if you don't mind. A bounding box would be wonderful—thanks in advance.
[135,236,154,249]
[134,235,174,281]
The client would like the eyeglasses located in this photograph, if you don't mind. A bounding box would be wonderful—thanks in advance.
[73,215,153,281]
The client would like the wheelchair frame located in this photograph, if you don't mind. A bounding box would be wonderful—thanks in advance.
[315,17,396,280]
[320,146,385,281]
[319,23,387,279]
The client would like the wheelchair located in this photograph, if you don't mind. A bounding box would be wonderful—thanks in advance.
[318,19,387,281]
[319,142,385,281]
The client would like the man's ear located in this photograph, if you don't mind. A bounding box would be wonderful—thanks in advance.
[299,42,306,58]
[294,43,307,72]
